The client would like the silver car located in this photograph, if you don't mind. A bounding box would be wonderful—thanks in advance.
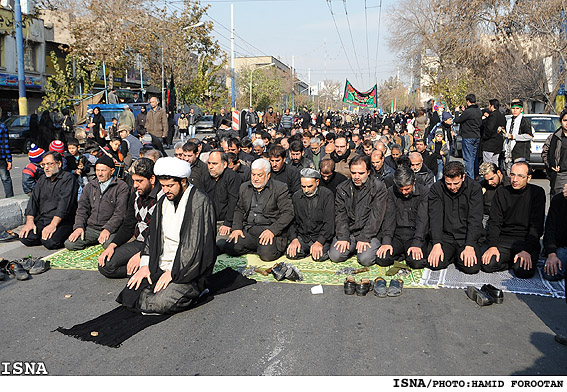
[195,115,214,133]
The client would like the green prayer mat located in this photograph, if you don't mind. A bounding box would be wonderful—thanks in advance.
[45,246,431,288]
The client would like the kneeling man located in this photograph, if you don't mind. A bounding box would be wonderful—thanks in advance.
[286,168,335,261]
[376,165,429,268]
[221,158,294,261]
[117,157,217,314]
[427,161,483,273]
[481,161,545,279]
[329,155,387,266]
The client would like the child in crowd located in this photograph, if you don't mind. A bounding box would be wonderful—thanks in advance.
[64,138,90,188]
[103,136,125,178]
[49,140,68,171]
[22,144,44,195]
[428,130,449,181]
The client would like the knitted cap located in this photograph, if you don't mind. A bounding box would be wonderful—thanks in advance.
[49,140,65,153]
[441,112,453,122]
[28,144,45,163]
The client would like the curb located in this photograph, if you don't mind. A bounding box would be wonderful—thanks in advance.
[0,195,29,231]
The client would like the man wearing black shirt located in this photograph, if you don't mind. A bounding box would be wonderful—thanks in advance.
[543,184,567,283]
[201,150,242,236]
[371,149,394,184]
[482,161,545,279]
[427,161,483,274]
[182,141,207,190]
[98,158,162,278]
[19,151,78,249]
[478,162,510,233]
[409,152,435,189]
[319,158,347,195]
[415,138,438,176]
[376,166,429,269]
[268,145,301,195]
[227,152,251,183]
[287,168,334,261]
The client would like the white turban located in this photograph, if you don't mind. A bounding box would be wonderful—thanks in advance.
[154,157,191,179]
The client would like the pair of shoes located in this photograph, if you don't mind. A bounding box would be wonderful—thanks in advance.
[555,334,567,346]
[373,277,403,297]
[343,277,372,296]
[271,262,303,282]
[466,284,504,306]
[14,257,50,275]
[5,262,31,281]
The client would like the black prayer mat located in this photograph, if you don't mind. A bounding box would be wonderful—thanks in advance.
[56,268,256,348]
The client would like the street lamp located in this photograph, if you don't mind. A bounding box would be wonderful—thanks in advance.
[249,62,275,107]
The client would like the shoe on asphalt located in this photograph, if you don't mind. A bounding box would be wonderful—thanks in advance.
[0,230,18,242]
[387,279,404,297]
[30,259,50,275]
[373,277,387,297]
[555,334,567,346]
[344,276,356,295]
[6,262,31,281]
[271,262,288,281]
[15,257,35,271]
[466,286,493,306]
[355,278,372,296]
[481,284,503,304]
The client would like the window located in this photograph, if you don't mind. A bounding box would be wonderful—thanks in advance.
[23,42,37,72]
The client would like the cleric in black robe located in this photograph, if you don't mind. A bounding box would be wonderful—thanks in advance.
[117,157,217,314]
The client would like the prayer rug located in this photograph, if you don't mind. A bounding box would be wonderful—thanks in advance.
[214,253,428,288]
[56,268,256,348]
[419,262,566,299]
[46,245,104,270]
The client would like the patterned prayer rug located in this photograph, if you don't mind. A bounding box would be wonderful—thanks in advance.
[419,262,566,299]
[46,245,105,270]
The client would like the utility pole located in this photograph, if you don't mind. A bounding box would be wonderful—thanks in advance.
[308,67,311,101]
[292,55,295,112]
[15,0,27,115]
[231,3,236,110]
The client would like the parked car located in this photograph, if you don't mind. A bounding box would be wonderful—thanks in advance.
[3,115,33,153]
[195,114,214,133]
[505,114,560,171]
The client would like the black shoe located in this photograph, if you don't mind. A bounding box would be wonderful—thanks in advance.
[344,276,356,295]
[387,279,404,297]
[30,259,50,275]
[373,277,387,297]
[6,262,31,281]
[466,286,493,306]
[0,230,18,242]
[284,263,303,281]
[355,278,372,296]
[555,334,567,346]
[481,284,503,304]
[271,262,288,281]
[15,257,35,271]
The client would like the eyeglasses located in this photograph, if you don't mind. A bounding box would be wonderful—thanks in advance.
[40,162,57,168]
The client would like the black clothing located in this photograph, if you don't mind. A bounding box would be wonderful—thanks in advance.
[372,164,394,184]
[234,163,251,183]
[480,175,510,216]
[25,170,78,226]
[288,156,315,171]
[486,184,545,255]
[509,115,533,161]
[238,150,254,165]
[543,193,567,256]
[189,159,208,189]
[380,184,429,249]
[92,112,107,147]
[335,177,388,243]
[415,165,435,189]
[454,104,482,139]
[98,240,145,278]
[320,171,348,195]
[428,176,483,248]
[213,112,231,130]
[289,187,334,246]
[64,153,90,179]
[481,110,506,153]
[134,111,147,135]
[201,168,242,227]
[271,163,301,195]
[384,155,398,171]
[419,150,438,176]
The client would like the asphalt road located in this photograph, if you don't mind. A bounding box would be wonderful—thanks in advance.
[1,144,565,376]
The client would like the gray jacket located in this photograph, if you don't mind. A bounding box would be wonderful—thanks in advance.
[73,177,129,233]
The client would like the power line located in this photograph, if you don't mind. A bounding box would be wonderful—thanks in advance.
[326,0,359,85]
[342,0,363,86]
[364,0,371,86]
[374,0,383,82]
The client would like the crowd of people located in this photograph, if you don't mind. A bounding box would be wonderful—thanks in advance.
[1,95,566,336]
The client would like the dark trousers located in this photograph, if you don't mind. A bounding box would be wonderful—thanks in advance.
[376,232,426,269]
[98,240,145,279]
[425,240,482,274]
[221,226,283,261]
[285,236,331,261]
[0,158,14,198]
[481,239,538,279]
[19,219,73,250]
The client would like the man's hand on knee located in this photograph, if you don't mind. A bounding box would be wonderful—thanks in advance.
[259,229,274,246]
[98,243,116,266]
[407,246,423,260]
[356,241,370,254]
[127,266,151,290]
[428,243,444,268]
[127,252,141,275]
[544,253,561,276]
[68,228,84,243]
[19,222,36,239]
[460,246,477,267]
[514,250,532,270]
[334,240,350,254]
[98,229,111,244]
[154,270,172,293]
[227,230,245,244]
[287,238,301,258]
[377,244,392,259]
[482,246,499,265]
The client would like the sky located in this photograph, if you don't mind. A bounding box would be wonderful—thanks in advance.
[166,0,400,92]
